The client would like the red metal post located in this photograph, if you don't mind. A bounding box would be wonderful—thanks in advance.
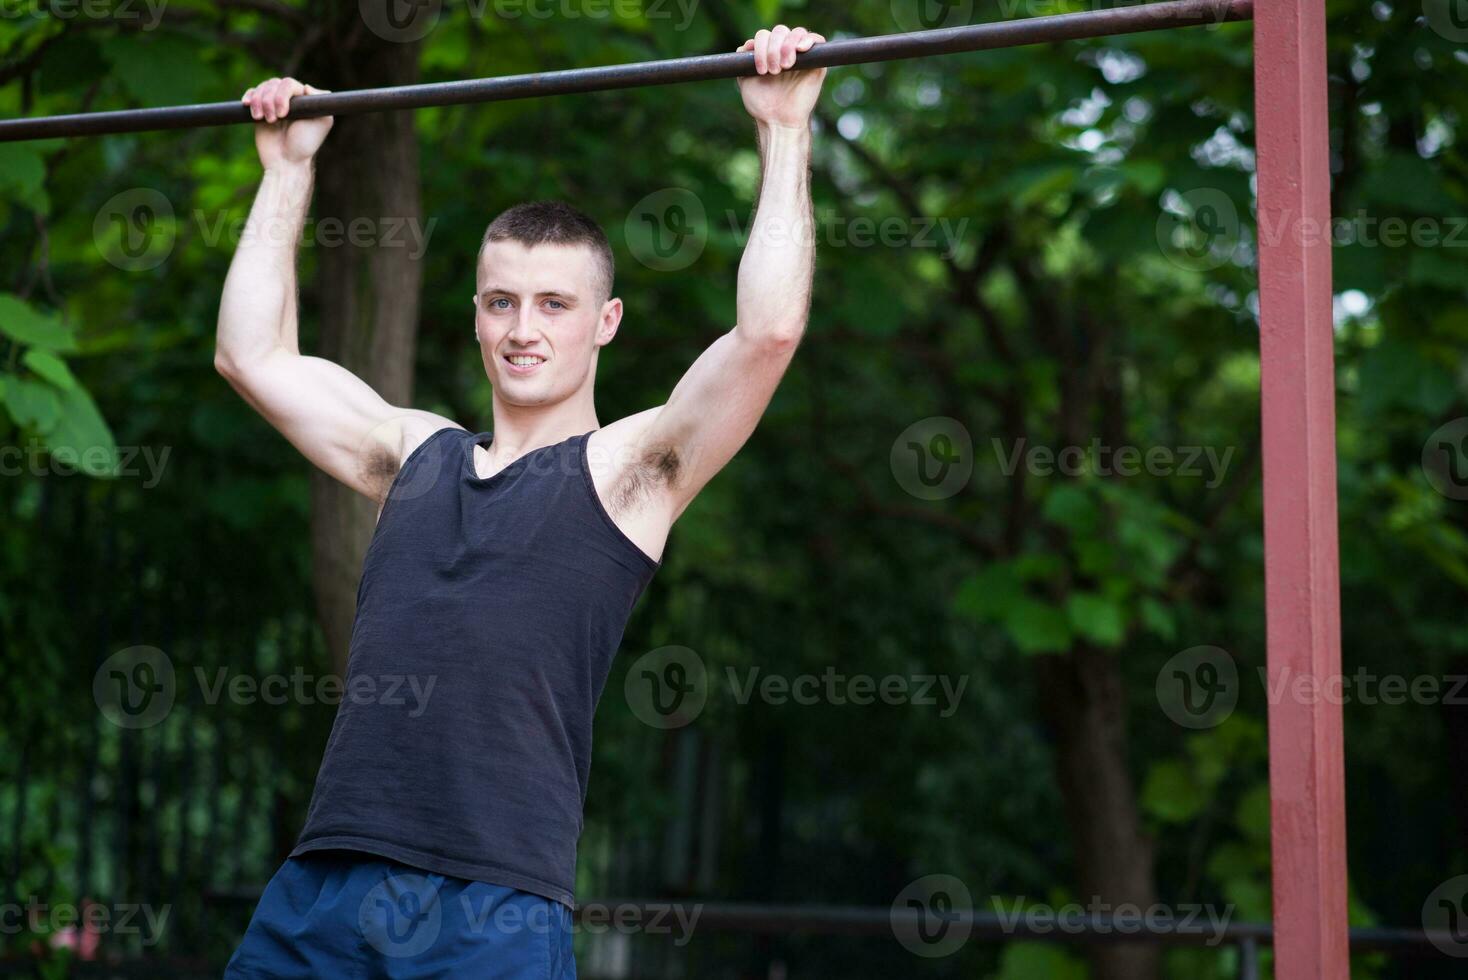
[1254,0,1348,976]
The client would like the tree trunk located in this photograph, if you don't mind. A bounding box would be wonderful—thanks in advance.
[1035,646,1160,980]
[304,25,424,674]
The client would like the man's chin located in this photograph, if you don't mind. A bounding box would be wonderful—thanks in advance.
[492,382,557,409]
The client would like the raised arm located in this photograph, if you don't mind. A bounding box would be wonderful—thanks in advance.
[608,26,827,531]
[214,77,455,502]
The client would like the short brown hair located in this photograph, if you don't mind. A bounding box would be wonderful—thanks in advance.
[479,200,615,302]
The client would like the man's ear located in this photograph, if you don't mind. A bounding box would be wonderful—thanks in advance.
[594,297,623,347]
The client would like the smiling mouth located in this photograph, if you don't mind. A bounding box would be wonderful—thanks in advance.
[503,354,546,370]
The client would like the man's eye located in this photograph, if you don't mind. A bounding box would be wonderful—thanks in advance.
[546,300,564,310]
[490,298,511,310]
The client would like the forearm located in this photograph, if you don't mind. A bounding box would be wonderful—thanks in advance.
[215,160,314,372]
[735,122,815,346]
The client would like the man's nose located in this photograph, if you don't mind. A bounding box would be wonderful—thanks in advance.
[508,311,539,344]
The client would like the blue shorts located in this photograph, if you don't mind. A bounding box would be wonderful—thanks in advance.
[224,850,576,978]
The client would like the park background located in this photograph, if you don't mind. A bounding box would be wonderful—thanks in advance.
[2,0,1466,976]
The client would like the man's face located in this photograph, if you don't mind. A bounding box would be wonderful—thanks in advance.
[473,240,620,409]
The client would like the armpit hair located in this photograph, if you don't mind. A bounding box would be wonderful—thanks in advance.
[609,442,682,516]
[360,445,401,502]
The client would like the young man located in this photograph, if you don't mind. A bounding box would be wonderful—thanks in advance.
[216,23,828,978]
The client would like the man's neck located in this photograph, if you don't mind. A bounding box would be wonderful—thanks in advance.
[485,392,600,464]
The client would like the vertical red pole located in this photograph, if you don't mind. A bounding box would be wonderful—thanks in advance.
[1254,0,1348,976]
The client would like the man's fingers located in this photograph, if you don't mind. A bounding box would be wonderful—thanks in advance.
[250,77,274,120]
[768,25,791,73]
[753,29,773,73]
[273,77,301,121]
[784,27,807,67]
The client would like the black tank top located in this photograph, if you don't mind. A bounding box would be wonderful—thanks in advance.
[291,427,659,907]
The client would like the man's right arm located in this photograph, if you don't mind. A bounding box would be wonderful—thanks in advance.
[214,77,456,501]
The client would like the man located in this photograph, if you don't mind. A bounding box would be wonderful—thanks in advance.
[216,22,828,978]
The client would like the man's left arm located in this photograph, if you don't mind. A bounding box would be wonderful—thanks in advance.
[623,25,828,523]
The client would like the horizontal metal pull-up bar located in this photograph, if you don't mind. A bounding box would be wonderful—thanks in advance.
[0,0,1251,143]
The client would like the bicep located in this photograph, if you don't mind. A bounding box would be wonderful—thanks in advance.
[221,349,457,500]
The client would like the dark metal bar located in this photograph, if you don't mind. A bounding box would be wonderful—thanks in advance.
[193,892,1464,957]
[1238,936,1260,980]
[0,0,1252,143]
